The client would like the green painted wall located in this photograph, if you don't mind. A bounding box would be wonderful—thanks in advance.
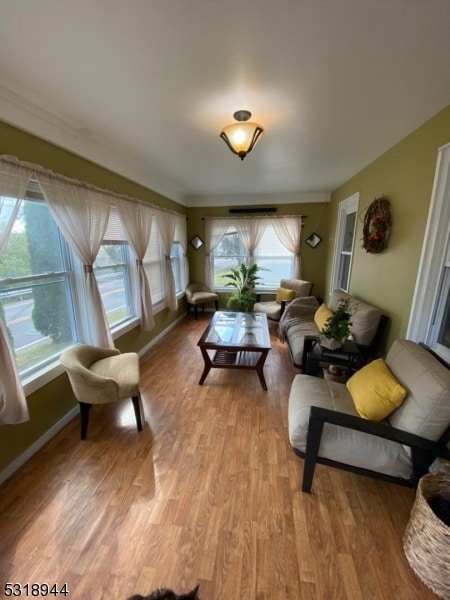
[0,121,187,474]
[187,202,331,305]
[325,105,450,352]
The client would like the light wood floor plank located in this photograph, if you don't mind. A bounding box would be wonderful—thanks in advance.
[0,314,436,599]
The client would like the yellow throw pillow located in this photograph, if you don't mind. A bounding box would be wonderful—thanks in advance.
[314,303,333,331]
[346,358,407,421]
[276,287,296,303]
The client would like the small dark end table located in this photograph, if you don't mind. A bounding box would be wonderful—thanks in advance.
[303,335,364,378]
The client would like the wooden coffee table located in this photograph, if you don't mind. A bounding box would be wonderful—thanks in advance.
[197,311,272,390]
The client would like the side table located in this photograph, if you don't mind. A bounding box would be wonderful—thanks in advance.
[303,335,364,378]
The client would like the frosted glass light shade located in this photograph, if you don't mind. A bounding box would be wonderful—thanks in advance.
[220,110,264,160]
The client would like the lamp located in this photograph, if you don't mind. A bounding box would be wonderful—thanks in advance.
[220,110,264,160]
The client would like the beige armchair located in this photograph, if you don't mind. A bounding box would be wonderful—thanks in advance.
[253,278,313,322]
[60,344,143,439]
[185,283,219,319]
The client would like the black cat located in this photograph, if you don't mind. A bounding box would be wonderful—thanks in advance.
[127,584,200,600]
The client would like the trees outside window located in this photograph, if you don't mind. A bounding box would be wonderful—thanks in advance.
[0,198,77,375]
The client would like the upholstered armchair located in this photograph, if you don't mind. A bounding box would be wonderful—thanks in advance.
[288,340,450,492]
[185,283,219,319]
[253,278,313,322]
[61,344,143,439]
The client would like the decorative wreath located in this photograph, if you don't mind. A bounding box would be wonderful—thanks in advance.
[362,197,392,254]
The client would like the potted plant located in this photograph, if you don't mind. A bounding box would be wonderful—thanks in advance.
[320,297,354,349]
[224,262,261,312]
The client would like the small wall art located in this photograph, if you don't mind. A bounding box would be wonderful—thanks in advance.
[190,235,204,250]
[305,232,322,248]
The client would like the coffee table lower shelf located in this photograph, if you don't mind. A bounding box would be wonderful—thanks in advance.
[198,347,270,390]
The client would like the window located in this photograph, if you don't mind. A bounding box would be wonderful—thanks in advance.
[254,225,295,287]
[170,242,184,294]
[330,193,359,292]
[408,143,450,363]
[94,242,133,328]
[0,197,78,377]
[212,228,246,288]
[0,161,188,396]
[212,222,297,289]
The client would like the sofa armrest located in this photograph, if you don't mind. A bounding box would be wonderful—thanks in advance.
[302,405,448,492]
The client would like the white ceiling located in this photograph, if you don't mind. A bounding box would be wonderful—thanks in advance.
[1,0,450,206]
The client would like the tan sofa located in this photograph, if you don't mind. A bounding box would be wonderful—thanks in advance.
[279,288,383,369]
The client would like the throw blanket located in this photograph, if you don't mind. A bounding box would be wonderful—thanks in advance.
[278,296,320,341]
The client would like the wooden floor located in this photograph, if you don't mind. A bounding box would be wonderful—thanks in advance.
[0,315,436,599]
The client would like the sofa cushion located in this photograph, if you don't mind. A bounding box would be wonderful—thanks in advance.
[276,287,296,303]
[313,303,333,332]
[328,289,382,347]
[286,321,319,366]
[386,340,450,441]
[346,358,407,421]
[288,374,412,478]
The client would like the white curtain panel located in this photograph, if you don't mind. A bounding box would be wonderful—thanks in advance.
[204,218,231,289]
[38,173,114,348]
[270,216,303,278]
[116,199,155,330]
[0,158,33,424]
[235,217,267,263]
[155,210,177,310]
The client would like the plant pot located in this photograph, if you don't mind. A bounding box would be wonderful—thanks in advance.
[320,336,343,350]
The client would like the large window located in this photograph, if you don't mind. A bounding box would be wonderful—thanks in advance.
[0,160,188,408]
[254,225,295,287]
[0,197,78,377]
[330,193,358,292]
[212,222,297,289]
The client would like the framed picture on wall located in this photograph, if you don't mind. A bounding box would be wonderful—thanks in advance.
[305,232,322,248]
[190,235,204,250]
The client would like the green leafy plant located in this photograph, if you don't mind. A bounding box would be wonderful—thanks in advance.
[224,262,261,312]
[320,297,354,344]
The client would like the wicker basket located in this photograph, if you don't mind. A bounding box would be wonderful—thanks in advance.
[403,473,450,599]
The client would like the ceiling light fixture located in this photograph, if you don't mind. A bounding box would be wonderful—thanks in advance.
[219,110,264,160]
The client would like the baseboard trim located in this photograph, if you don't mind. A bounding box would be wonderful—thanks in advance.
[0,406,78,486]
[1,314,188,487]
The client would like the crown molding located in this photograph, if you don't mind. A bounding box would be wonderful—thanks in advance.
[0,84,186,205]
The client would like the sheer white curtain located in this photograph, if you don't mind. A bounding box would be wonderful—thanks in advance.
[0,159,33,424]
[235,217,267,263]
[116,199,155,330]
[204,218,231,289]
[38,173,114,348]
[270,216,303,278]
[156,210,177,310]
[174,212,188,290]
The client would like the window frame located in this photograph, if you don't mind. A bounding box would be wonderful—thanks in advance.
[407,143,450,363]
[0,195,80,389]
[330,192,359,293]
[211,221,297,291]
